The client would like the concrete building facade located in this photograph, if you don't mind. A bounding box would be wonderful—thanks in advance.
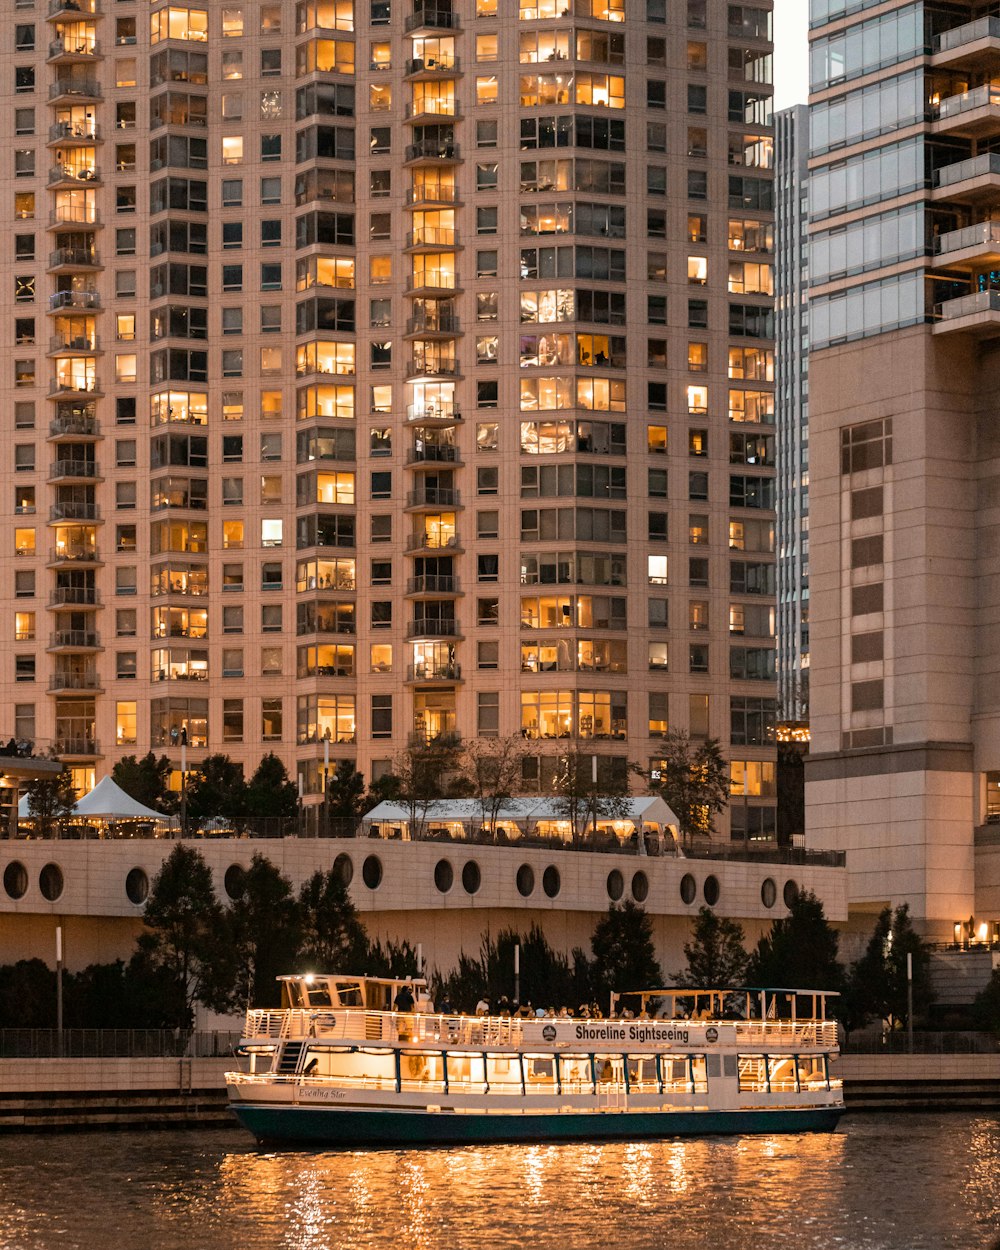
[805,0,1000,937]
[1,0,777,838]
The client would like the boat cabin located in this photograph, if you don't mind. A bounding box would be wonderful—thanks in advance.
[279,973,430,1014]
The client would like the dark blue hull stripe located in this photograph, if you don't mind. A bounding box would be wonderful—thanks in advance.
[230,1103,845,1147]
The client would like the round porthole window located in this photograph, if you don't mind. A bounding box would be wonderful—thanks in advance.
[39,863,64,902]
[362,855,383,890]
[607,869,624,901]
[333,853,353,887]
[631,871,649,904]
[125,867,149,905]
[224,864,246,900]
[761,877,777,909]
[783,879,799,909]
[3,861,28,900]
[516,863,535,898]
[680,873,697,905]
[704,874,720,906]
[542,865,561,899]
[434,859,454,893]
[461,861,481,895]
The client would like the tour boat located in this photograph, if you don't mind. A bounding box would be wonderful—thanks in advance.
[225,973,845,1146]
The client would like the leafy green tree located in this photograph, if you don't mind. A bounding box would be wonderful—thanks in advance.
[0,959,56,1028]
[25,766,77,838]
[185,754,246,828]
[431,950,489,1015]
[675,907,749,989]
[365,937,421,979]
[589,901,663,1009]
[845,904,932,1032]
[365,771,402,808]
[112,752,177,815]
[652,731,729,843]
[326,761,368,822]
[747,888,845,993]
[137,843,233,1028]
[245,753,298,820]
[224,853,302,1010]
[972,968,1000,1033]
[297,867,369,972]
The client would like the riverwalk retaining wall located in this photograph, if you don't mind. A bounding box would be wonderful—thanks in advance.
[3,1054,1000,1131]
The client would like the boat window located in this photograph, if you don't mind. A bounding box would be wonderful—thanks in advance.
[400,1050,445,1090]
[738,1054,768,1092]
[300,1045,395,1089]
[306,984,334,1007]
[659,1054,690,1092]
[558,1053,594,1094]
[333,980,364,1007]
[626,1054,658,1093]
[767,1055,797,1093]
[593,1053,624,1086]
[446,1052,486,1088]
[485,1052,523,1093]
[689,1055,708,1092]
[523,1053,556,1088]
[797,1054,829,1091]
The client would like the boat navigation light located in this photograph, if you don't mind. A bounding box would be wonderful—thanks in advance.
[304,973,314,984]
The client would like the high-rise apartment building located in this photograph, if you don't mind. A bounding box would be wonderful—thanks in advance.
[806,0,1000,934]
[1,0,776,834]
[775,103,809,724]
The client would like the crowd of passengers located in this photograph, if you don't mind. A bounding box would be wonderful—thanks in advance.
[392,984,679,1021]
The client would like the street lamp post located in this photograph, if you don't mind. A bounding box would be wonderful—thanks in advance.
[56,923,64,1058]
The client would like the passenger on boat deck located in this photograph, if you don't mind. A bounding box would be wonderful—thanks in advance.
[637,1007,650,1020]
[393,984,415,1013]
[590,1003,603,1020]
[438,995,455,1015]
[621,1009,634,1020]
[578,1005,591,1019]
[475,997,490,1016]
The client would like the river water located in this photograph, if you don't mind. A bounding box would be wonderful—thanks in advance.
[1,1114,998,1249]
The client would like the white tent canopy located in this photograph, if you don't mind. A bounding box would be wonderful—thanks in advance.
[362,795,678,828]
[18,775,165,821]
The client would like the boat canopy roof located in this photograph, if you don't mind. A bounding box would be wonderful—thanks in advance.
[278,973,428,1012]
[610,987,839,1021]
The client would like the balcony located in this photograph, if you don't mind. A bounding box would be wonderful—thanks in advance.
[48,458,101,482]
[49,333,100,354]
[48,672,103,693]
[49,78,102,102]
[48,247,100,271]
[405,574,460,595]
[406,486,460,509]
[405,54,461,78]
[48,0,101,17]
[47,208,101,231]
[406,184,462,208]
[404,139,461,165]
[933,17,1000,72]
[48,377,102,399]
[405,619,462,640]
[404,9,461,33]
[49,412,98,438]
[53,737,101,757]
[405,226,460,252]
[406,444,462,466]
[405,313,461,338]
[405,531,461,553]
[48,501,101,523]
[48,121,101,144]
[932,152,1000,203]
[406,402,462,423]
[47,586,100,607]
[405,274,462,298]
[406,663,462,683]
[934,83,1000,139]
[407,729,461,748]
[48,545,101,566]
[48,290,100,312]
[48,163,101,188]
[404,100,461,123]
[48,629,101,651]
[48,38,102,63]
[932,220,1000,270]
[405,357,460,379]
[933,289,1000,337]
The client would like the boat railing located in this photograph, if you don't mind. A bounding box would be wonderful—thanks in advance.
[243,1007,525,1049]
[734,1020,838,1047]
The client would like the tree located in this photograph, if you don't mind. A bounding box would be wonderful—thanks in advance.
[675,907,749,989]
[244,753,298,821]
[390,741,461,839]
[298,868,369,972]
[589,901,663,1009]
[25,766,77,838]
[112,752,177,815]
[225,853,301,1010]
[137,843,232,1028]
[747,888,845,994]
[846,904,932,1032]
[325,761,368,823]
[550,750,637,842]
[0,959,56,1028]
[972,969,1000,1033]
[365,937,421,979]
[653,731,729,844]
[365,771,402,808]
[461,735,525,836]
[185,753,246,829]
